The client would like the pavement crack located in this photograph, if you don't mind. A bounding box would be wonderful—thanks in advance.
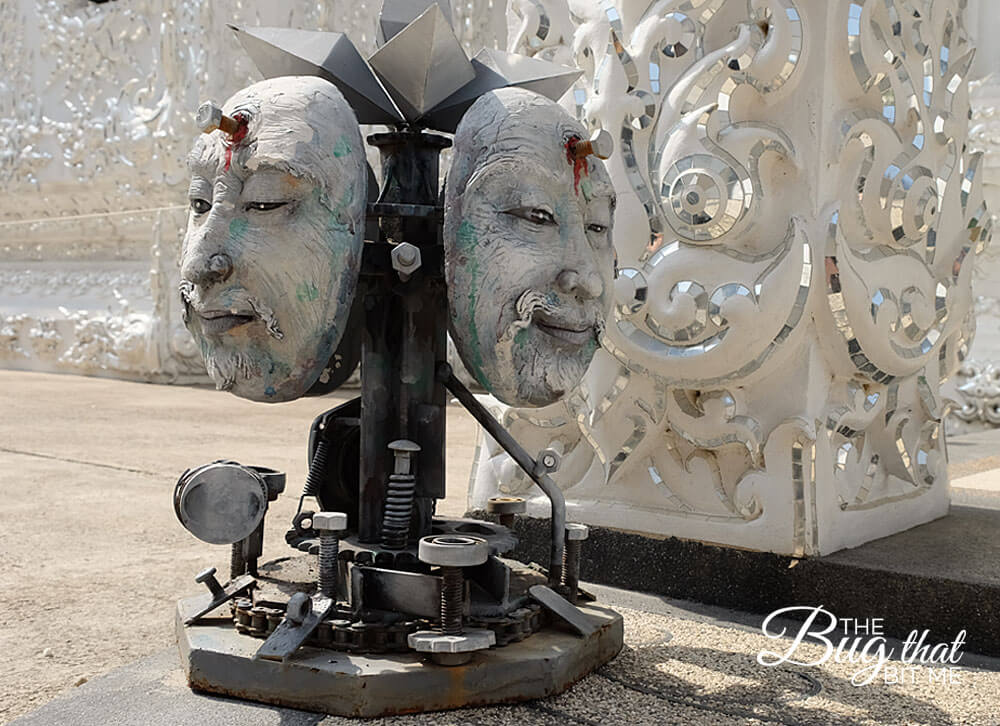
[0,447,161,478]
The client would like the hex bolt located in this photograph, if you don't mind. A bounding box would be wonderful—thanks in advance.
[486,496,526,529]
[313,512,348,599]
[195,102,240,135]
[418,536,489,636]
[195,567,226,600]
[563,523,589,603]
[390,242,422,281]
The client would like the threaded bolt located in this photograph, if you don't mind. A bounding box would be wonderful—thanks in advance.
[230,542,246,580]
[381,440,420,550]
[313,512,347,599]
[563,523,589,603]
[303,439,332,500]
[440,567,464,635]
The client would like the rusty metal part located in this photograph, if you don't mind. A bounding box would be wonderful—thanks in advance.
[529,585,597,637]
[254,593,335,662]
[563,523,589,603]
[436,362,566,587]
[232,594,545,653]
[571,129,614,160]
[381,440,420,549]
[183,569,256,625]
[486,496,526,528]
[196,102,240,135]
[313,512,347,599]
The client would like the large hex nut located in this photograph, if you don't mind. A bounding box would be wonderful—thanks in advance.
[486,496,526,516]
[313,511,348,532]
[408,628,495,653]
[417,535,489,567]
[390,242,422,279]
[566,523,590,541]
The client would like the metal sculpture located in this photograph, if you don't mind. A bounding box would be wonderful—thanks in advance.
[171,0,623,716]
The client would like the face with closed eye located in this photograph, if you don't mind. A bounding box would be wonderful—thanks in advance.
[179,76,366,402]
[444,88,616,407]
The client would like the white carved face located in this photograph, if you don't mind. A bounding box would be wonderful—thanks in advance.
[180,76,366,402]
[444,88,616,407]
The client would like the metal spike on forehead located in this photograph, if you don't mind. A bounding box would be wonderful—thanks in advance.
[376,0,453,47]
[229,25,404,125]
[367,3,474,120]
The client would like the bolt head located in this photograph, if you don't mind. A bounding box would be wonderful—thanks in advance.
[589,128,614,159]
[196,102,223,133]
[391,242,422,273]
[313,511,348,532]
[566,523,589,541]
[195,567,217,584]
[418,535,489,567]
[537,448,561,473]
[388,439,421,453]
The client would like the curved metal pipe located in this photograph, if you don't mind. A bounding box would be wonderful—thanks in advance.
[435,362,565,586]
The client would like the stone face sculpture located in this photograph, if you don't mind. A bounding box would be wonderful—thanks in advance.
[179,76,366,402]
[444,87,616,407]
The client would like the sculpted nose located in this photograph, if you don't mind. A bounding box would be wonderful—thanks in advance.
[182,251,233,287]
[556,269,603,300]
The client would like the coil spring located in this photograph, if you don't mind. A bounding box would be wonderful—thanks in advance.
[440,567,464,635]
[303,438,332,499]
[319,532,339,598]
[380,473,416,550]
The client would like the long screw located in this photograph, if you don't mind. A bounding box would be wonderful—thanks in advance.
[439,567,464,635]
[563,523,589,604]
[313,512,347,599]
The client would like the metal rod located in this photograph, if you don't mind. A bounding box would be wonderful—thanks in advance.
[435,362,564,586]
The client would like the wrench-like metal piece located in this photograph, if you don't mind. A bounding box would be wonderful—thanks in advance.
[528,585,597,637]
[254,593,335,662]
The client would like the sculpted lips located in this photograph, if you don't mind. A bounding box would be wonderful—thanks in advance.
[197,309,256,336]
[533,310,595,346]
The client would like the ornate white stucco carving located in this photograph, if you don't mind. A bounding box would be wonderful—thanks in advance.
[0,0,503,381]
[470,0,992,555]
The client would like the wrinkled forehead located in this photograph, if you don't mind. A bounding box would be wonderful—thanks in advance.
[456,91,615,203]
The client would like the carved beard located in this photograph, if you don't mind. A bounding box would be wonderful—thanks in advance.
[204,346,256,391]
[496,289,602,404]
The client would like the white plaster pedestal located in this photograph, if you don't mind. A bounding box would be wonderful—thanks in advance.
[470,0,992,556]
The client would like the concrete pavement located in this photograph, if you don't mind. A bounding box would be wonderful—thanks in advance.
[2,370,1000,725]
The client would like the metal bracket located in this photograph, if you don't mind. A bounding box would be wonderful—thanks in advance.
[182,574,256,625]
[528,585,597,637]
[254,593,336,662]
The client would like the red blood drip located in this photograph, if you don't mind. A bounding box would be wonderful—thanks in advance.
[223,112,250,172]
[564,135,589,195]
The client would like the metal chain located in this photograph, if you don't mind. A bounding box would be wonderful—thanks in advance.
[233,599,546,653]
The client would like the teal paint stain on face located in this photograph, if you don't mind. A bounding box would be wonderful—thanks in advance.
[514,327,530,349]
[464,256,489,389]
[229,217,249,240]
[265,386,276,397]
[457,220,479,250]
[296,282,319,302]
[333,135,353,158]
[580,177,594,201]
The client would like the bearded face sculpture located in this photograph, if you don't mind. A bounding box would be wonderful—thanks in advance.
[180,76,366,402]
[444,88,616,407]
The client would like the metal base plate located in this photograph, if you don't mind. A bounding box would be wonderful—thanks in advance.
[175,596,623,717]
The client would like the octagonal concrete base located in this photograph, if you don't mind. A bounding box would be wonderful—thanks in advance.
[175,597,624,717]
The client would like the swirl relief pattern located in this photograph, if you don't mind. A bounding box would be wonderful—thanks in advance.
[471,0,990,555]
